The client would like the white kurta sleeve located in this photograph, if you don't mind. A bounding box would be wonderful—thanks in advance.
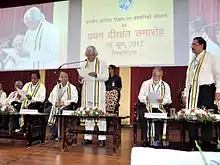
[48,86,56,105]
[95,61,108,81]
[20,84,28,101]
[4,92,13,105]
[31,85,46,103]
[0,92,7,104]
[64,85,78,106]
[213,55,220,93]
[138,81,149,104]
[162,83,172,105]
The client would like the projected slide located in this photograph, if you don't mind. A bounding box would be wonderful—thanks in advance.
[188,0,220,59]
[81,0,174,66]
[0,1,68,70]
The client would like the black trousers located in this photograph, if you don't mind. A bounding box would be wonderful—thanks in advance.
[188,84,216,149]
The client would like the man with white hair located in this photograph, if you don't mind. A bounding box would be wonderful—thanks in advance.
[0,81,23,130]
[78,45,108,147]
[138,67,172,147]
[0,35,27,70]
[21,7,60,69]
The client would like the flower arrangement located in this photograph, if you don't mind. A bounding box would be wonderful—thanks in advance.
[0,104,16,114]
[177,108,216,123]
[72,107,115,117]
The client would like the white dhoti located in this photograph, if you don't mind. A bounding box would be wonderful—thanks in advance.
[84,119,107,140]
[78,57,109,141]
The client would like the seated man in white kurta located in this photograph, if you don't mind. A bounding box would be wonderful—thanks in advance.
[78,45,108,147]
[48,71,78,140]
[0,83,7,106]
[17,71,46,132]
[20,7,60,69]
[0,81,23,130]
[138,67,172,147]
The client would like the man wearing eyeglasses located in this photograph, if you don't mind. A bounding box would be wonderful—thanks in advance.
[184,37,220,151]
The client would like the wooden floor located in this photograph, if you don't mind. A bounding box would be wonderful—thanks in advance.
[0,128,183,165]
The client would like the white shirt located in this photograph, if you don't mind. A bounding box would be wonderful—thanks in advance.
[4,91,21,105]
[0,90,7,104]
[48,82,78,106]
[138,79,172,108]
[186,51,220,93]
[22,82,46,103]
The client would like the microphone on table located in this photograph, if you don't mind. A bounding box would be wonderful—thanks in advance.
[54,59,87,74]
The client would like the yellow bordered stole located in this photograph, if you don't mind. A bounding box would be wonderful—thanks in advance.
[146,81,166,113]
[24,21,44,51]
[59,83,71,100]
[187,51,206,109]
[158,81,166,113]
[21,82,41,108]
[83,58,100,107]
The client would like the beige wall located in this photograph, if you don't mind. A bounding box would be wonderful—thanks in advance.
[119,68,131,125]
[53,1,69,63]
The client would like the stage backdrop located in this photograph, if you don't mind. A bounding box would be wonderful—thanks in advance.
[0,66,186,124]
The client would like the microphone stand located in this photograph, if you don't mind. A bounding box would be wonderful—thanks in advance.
[54,60,86,139]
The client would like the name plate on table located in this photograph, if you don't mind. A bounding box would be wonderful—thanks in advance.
[62,110,73,116]
[144,113,167,119]
[20,109,38,114]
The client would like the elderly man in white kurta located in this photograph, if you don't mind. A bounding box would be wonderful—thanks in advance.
[78,46,108,147]
[0,83,7,106]
[138,67,172,147]
[4,81,23,106]
[48,71,78,140]
[0,81,23,130]
[21,7,60,69]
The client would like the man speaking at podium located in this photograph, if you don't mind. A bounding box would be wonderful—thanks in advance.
[78,45,108,147]
[138,67,172,147]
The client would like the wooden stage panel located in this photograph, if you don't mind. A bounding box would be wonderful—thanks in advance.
[0,128,182,165]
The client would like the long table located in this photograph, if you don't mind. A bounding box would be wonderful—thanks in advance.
[0,113,48,147]
[133,116,220,150]
[54,114,129,155]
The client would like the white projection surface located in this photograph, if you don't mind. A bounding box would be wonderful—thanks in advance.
[0,1,69,71]
[1,0,219,70]
[81,0,174,66]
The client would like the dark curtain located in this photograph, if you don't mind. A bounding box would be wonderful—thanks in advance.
[130,66,187,123]
[0,70,32,95]
[45,69,81,98]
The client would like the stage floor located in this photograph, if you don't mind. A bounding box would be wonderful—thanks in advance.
[0,128,185,165]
